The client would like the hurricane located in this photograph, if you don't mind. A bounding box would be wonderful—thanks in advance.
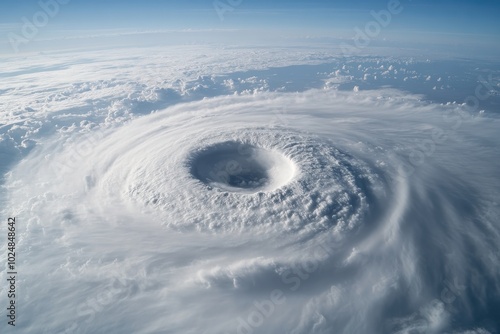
[2,85,499,333]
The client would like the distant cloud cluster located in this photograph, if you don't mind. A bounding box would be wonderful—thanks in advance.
[1,45,499,333]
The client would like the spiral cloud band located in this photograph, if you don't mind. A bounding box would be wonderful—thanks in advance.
[3,88,500,333]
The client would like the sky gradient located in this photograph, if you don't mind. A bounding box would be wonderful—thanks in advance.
[1,0,499,54]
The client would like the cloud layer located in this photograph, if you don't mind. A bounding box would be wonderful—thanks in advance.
[2,81,499,333]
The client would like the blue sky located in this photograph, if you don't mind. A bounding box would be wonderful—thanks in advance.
[1,0,499,32]
[1,0,499,54]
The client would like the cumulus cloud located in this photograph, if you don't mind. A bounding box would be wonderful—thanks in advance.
[1,47,499,334]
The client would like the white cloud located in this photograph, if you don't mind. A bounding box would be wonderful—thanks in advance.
[1,46,499,333]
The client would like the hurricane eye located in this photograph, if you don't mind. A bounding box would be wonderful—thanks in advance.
[188,142,297,194]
